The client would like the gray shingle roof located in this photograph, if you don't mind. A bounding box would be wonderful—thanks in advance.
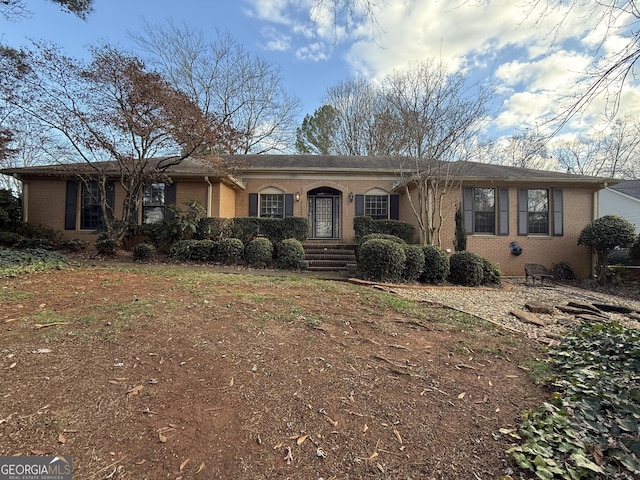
[0,154,617,186]
[610,180,640,199]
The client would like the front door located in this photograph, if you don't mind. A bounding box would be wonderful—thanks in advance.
[314,197,334,238]
[308,187,341,240]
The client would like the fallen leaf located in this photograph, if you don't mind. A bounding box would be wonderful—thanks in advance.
[179,458,190,471]
[363,423,369,433]
[127,385,144,397]
[228,377,234,387]
[58,433,66,444]
[8,362,17,369]
[296,435,309,445]
[31,450,47,455]
[3,318,17,323]
[457,392,466,399]
[158,432,167,443]
[376,463,385,473]
[368,452,379,461]
[108,380,120,385]
[134,460,146,465]
[273,442,283,449]
[393,429,403,444]
[325,416,338,427]
[195,461,205,474]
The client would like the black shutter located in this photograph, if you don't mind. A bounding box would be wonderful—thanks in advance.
[518,189,528,236]
[463,187,473,234]
[64,180,77,230]
[284,194,294,217]
[165,182,177,220]
[249,193,258,217]
[498,188,509,236]
[355,194,364,216]
[553,188,563,236]
[389,194,399,220]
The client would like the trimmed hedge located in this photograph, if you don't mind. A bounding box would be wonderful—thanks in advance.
[230,217,310,245]
[421,245,449,284]
[358,238,406,282]
[275,238,305,269]
[245,237,274,268]
[403,244,425,282]
[170,239,216,262]
[216,238,244,264]
[449,251,484,286]
[360,233,405,246]
[354,216,416,243]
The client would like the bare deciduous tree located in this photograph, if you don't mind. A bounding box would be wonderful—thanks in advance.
[486,130,556,171]
[1,0,93,20]
[132,22,302,154]
[1,42,239,241]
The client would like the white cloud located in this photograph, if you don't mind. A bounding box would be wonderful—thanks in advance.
[296,42,330,62]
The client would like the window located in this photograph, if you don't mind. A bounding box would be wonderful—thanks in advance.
[365,195,389,220]
[143,183,166,224]
[80,182,103,230]
[260,193,284,218]
[518,188,562,236]
[463,187,509,235]
[473,188,495,234]
[527,189,549,234]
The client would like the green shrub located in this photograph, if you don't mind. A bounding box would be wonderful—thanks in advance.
[245,237,274,268]
[0,189,22,229]
[231,217,262,244]
[216,238,244,264]
[169,239,215,262]
[629,234,640,264]
[402,244,425,282]
[454,204,467,252]
[358,239,406,282]
[553,262,576,281]
[354,216,375,239]
[0,247,68,277]
[58,238,88,253]
[354,216,416,243]
[0,231,23,247]
[95,238,119,256]
[278,217,309,242]
[449,251,484,286]
[360,233,405,246]
[132,243,156,262]
[275,238,305,269]
[421,245,449,284]
[374,219,416,243]
[480,258,501,285]
[196,217,233,241]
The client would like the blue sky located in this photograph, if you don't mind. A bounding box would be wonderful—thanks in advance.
[3,0,640,142]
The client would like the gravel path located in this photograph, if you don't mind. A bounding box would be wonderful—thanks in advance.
[388,279,640,342]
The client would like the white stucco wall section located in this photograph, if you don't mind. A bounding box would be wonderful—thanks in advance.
[599,188,640,233]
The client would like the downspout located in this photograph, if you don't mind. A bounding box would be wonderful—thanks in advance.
[204,176,212,217]
[22,181,29,222]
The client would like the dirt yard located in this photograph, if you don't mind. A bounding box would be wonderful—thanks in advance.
[1,265,550,479]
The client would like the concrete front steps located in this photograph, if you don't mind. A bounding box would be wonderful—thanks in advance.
[303,243,357,272]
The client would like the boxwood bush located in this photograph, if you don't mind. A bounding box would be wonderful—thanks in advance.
[216,238,244,264]
[245,237,274,268]
[402,244,425,282]
[421,245,449,284]
[480,258,501,285]
[275,238,305,269]
[358,238,406,282]
[170,239,216,262]
[354,216,416,243]
[449,251,484,286]
[132,243,156,262]
[360,233,405,246]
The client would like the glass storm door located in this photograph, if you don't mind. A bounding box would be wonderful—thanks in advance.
[314,197,334,238]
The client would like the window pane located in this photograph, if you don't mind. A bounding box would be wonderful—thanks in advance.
[260,194,284,218]
[365,195,388,220]
[473,188,495,234]
[80,182,103,230]
[528,189,549,234]
[143,183,166,224]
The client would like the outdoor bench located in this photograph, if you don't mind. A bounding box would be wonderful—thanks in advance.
[524,263,554,285]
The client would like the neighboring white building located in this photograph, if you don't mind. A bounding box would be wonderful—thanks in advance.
[599,180,640,233]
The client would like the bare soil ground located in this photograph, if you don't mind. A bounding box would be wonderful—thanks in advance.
[1,265,550,479]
